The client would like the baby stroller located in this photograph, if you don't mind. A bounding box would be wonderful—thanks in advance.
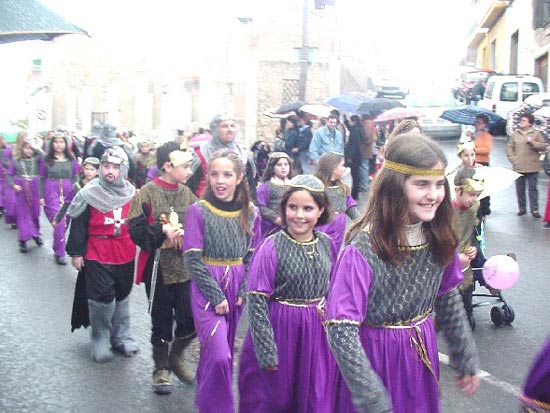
[461,223,516,331]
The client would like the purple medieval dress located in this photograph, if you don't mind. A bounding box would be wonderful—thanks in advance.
[7,155,44,242]
[183,199,260,413]
[42,158,80,257]
[519,337,550,412]
[238,230,338,413]
[326,229,479,413]
[2,145,17,225]
[256,180,288,240]
[315,184,360,251]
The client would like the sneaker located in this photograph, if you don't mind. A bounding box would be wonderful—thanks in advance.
[517,210,526,216]
[543,222,550,229]
[19,241,28,253]
[33,236,43,246]
[532,211,541,218]
[10,224,18,230]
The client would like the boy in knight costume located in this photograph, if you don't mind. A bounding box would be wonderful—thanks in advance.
[128,142,197,394]
[66,146,139,363]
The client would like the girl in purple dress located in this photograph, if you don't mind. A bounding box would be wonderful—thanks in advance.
[519,336,550,412]
[314,151,360,251]
[326,133,480,413]
[256,152,293,239]
[41,132,80,265]
[2,137,17,228]
[239,174,338,413]
[0,135,8,218]
[183,149,260,413]
[7,135,44,253]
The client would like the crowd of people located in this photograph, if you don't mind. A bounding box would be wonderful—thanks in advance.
[0,110,548,413]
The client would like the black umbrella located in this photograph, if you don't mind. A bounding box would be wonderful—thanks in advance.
[356,98,405,116]
[275,101,307,114]
[0,0,89,44]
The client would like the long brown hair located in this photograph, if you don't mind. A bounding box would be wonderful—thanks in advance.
[203,149,254,235]
[14,131,30,160]
[345,133,458,266]
[314,152,350,196]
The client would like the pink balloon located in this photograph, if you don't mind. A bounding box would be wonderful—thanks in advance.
[482,255,520,290]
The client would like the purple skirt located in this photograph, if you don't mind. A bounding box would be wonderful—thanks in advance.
[336,316,440,413]
[316,213,346,252]
[3,177,16,224]
[239,300,337,413]
[13,176,41,241]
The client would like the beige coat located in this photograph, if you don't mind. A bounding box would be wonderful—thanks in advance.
[506,127,546,173]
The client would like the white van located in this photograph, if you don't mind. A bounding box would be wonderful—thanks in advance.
[479,74,544,119]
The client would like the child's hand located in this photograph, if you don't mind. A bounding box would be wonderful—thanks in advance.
[39,198,45,206]
[465,246,477,260]
[236,297,244,307]
[215,299,229,315]
[13,184,22,192]
[456,375,480,396]
[459,253,471,271]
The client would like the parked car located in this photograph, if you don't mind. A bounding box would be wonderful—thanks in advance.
[375,77,409,98]
[457,69,498,104]
[478,74,544,135]
[405,92,462,140]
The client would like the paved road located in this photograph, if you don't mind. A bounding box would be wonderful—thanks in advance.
[0,137,548,412]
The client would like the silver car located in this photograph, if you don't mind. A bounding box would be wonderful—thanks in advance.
[405,92,462,140]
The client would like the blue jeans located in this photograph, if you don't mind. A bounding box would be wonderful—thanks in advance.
[299,151,310,174]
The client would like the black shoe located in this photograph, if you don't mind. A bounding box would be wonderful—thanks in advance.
[19,241,28,253]
[517,210,526,216]
[10,224,18,230]
[532,211,541,218]
[543,222,550,229]
[33,236,43,246]
[55,255,67,265]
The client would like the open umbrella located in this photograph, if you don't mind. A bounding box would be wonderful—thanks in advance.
[374,107,425,123]
[446,165,520,201]
[440,105,504,127]
[0,0,89,44]
[325,92,373,114]
[275,101,307,114]
[356,98,405,116]
[262,110,292,119]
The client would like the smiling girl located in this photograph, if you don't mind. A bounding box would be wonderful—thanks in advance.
[239,174,337,413]
[326,133,480,413]
[183,149,260,413]
[256,152,293,239]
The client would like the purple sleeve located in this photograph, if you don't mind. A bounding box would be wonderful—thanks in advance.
[183,203,204,252]
[346,195,357,209]
[256,183,270,207]
[72,158,81,177]
[247,237,277,295]
[437,251,464,297]
[326,244,373,323]
[147,165,158,180]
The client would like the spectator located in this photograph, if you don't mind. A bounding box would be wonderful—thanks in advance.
[309,114,344,164]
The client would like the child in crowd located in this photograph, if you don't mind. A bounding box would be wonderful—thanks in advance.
[256,152,292,239]
[183,149,260,413]
[129,142,198,394]
[452,166,485,329]
[7,133,44,253]
[41,132,80,265]
[2,135,18,229]
[238,175,337,413]
[314,151,359,251]
[134,140,156,188]
[326,133,479,413]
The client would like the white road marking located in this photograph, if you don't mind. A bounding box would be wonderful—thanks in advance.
[439,352,521,396]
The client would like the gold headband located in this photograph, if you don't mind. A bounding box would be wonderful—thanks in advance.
[383,160,445,176]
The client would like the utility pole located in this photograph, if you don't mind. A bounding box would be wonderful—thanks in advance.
[298,0,310,101]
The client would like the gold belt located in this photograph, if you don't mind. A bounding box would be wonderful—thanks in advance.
[201,257,243,266]
[274,297,325,308]
[366,310,431,329]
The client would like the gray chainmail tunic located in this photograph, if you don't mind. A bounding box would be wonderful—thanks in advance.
[258,181,287,222]
[327,230,479,413]
[248,230,332,368]
[326,185,360,220]
[184,200,257,305]
[44,159,75,180]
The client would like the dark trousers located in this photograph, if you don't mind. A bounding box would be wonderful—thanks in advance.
[85,260,134,303]
[515,172,539,212]
[145,273,195,347]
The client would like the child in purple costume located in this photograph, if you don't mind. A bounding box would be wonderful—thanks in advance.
[519,336,550,412]
[2,142,17,226]
[256,151,293,240]
[314,151,360,251]
[326,133,480,413]
[41,132,80,265]
[7,136,45,252]
[239,174,338,413]
[183,149,260,413]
